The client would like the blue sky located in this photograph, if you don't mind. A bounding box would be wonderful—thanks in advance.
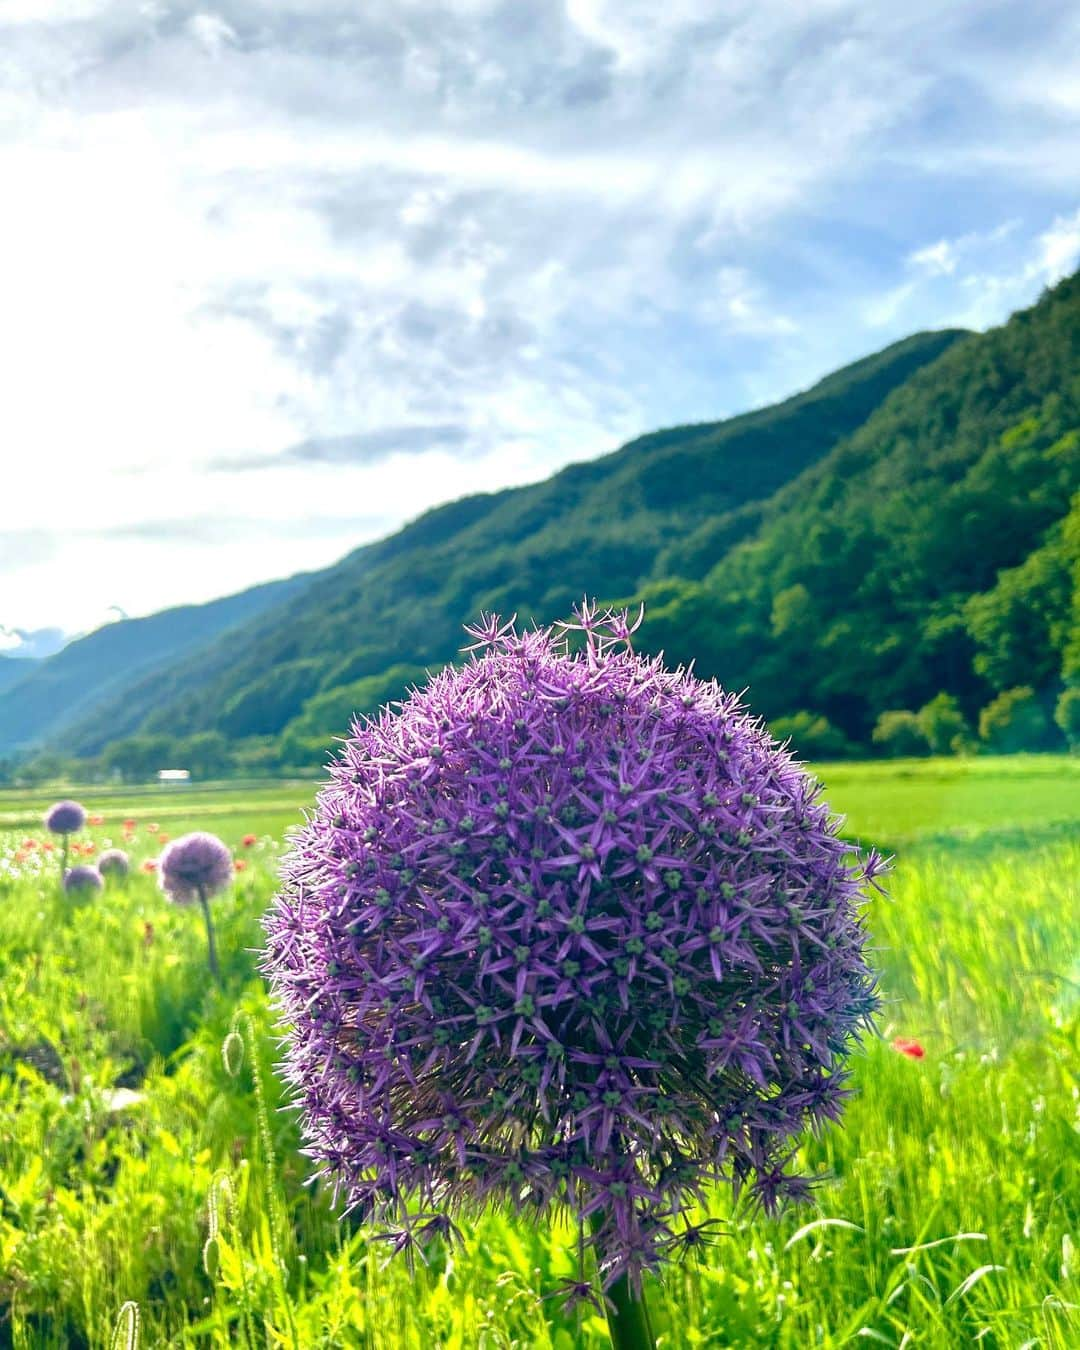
[1,0,1078,642]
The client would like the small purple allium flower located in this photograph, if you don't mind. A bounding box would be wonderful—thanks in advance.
[160,831,233,985]
[158,832,233,906]
[45,799,86,835]
[262,604,882,1294]
[97,848,130,879]
[63,864,103,896]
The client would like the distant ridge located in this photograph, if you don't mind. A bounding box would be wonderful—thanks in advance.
[0,655,38,697]
[0,573,314,754]
[51,326,967,757]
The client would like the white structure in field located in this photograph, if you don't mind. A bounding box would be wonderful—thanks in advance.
[157,768,191,784]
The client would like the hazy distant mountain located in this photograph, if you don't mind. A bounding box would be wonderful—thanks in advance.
[0,655,38,696]
[0,574,315,755]
[60,326,966,756]
[0,627,68,661]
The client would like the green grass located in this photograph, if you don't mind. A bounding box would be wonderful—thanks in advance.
[1,757,1078,1347]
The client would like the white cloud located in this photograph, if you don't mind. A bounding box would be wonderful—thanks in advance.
[0,0,1078,633]
[187,12,238,57]
[1036,208,1080,285]
[909,240,958,276]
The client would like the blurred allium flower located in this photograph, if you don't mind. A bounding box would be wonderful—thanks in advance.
[45,800,86,835]
[98,848,130,879]
[63,864,103,897]
[159,831,233,984]
[263,605,882,1300]
[45,799,87,881]
[159,832,233,905]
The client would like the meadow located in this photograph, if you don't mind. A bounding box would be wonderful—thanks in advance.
[0,755,1077,1348]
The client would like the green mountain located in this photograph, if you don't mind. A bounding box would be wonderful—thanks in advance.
[631,272,1080,743]
[59,327,964,759]
[0,656,37,696]
[0,575,314,756]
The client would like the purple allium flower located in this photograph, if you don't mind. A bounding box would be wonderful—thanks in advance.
[97,848,130,879]
[160,831,233,984]
[45,799,86,835]
[158,832,233,906]
[262,605,882,1290]
[63,864,103,896]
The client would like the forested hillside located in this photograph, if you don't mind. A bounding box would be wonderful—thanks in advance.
[22,272,1080,774]
[0,656,36,696]
[59,328,961,761]
[632,272,1080,751]
[0,573,313,756]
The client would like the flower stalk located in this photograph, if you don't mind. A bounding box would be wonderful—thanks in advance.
[198,883,221,984]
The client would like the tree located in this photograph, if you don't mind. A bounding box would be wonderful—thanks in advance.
[871,710,928,757]
[1054,687,1080,749]
[978,686,1053,753]
[770,711,855,760]
[915,692,971,755]
[102,734,176,783]
[964,528,1073,692]
[176,730,232,779]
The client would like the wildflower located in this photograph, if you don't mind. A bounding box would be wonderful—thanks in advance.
[263,606,881,1311]
[44,799,86,879]
[159,832,233,984]
[45,800,86,835]
[242,833,258,848]
[63,864,103,898]
[158,832,170,843]
[141,860,157,873]
[88,813,104,826]
[123,818,137,830]
[147,822,160,833]
[891,1037,925,1060]
[22,837,37,850]
[234,858,248,872]
[98,848,130,880]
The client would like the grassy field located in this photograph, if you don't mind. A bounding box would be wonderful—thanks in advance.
[0,756,1077,1347]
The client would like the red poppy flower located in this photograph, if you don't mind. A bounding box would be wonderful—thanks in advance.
[22,837,38,850]
[234,858,248,871]
[88,814,104,826]
[242,833,257,847]
[158,832,170,843]
[141,859,157,873]
[43,841,55,852]
[892,1037,925,1060]
[123,818,137,830]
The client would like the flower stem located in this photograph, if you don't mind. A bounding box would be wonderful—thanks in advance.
[603,1269,656,1350]
[588,1209,656,1350]
[198,884,221,985]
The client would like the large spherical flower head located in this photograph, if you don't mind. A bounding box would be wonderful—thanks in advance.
[97,848,130,879]
[45,799,86,835]
[263,604,883,1288]
[159,831,233,905]
[63,864,103,896]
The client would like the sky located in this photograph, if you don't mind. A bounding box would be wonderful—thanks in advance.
[1,0,1079,647]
